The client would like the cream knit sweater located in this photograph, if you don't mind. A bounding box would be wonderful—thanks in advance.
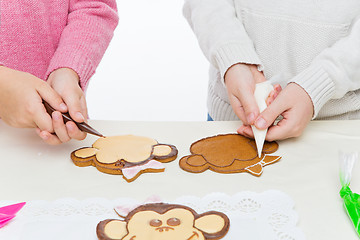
[184,0,360,120]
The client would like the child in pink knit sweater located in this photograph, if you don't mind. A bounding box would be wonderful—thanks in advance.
[0,1,118,145]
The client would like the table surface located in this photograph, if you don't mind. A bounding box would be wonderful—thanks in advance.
[1,119,360,240]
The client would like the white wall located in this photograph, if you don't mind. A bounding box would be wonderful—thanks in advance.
[86,0,209,121]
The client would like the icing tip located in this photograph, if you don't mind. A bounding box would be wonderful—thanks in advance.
[257,146,262,158]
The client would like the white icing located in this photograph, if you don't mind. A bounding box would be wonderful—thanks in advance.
[251,82,274,157]
[245,155,281,176]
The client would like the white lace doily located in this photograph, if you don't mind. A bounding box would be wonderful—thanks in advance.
[0,190,305,240]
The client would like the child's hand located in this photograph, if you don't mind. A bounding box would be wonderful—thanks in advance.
[38,68,88,145]
[238,83,314,140]
[0,66,67,131]
[224,63,279,125]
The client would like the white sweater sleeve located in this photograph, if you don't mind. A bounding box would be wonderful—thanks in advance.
[290,18,360,118]
[183,0,263,79]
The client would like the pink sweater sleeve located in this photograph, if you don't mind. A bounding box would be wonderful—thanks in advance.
[46,0,119,90]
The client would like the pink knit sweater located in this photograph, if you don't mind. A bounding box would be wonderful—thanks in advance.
[0,0,119,90]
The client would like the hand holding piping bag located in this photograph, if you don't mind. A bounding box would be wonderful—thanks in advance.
[42,101,104,138]
[37,68,90,144]
[251,82,314,141]
[236,80,279,157]
[238,80,313,141]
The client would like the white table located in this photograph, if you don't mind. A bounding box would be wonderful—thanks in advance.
[1,119,360,239]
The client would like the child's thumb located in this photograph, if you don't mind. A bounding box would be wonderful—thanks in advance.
[239,92,260,125]
[254,98,286,130]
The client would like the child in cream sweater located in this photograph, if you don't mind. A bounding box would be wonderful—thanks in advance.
[184,0,360,140]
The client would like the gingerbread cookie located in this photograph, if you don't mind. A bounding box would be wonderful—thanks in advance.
[97,203,230,240]
[71,135,178,182]
[179,134,281,176]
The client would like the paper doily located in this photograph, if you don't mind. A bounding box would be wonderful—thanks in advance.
[0,190,305,240]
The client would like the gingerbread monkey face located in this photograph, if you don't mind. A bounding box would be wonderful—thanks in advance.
[71,135,178,182]
[97,203,230,240]
[179,134,281,176]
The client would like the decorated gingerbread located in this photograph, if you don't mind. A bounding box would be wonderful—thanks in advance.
[96,203,230,240]
[71,135,178,182]
[179,134,281,176]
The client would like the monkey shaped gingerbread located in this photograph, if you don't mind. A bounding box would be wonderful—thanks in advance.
[179,134,281,176]
[96,203,230,240]
[71,135,178,182]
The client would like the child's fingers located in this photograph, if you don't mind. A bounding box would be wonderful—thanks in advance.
[229,95,247,124]
[266,84,282,106]
[260,83,313,141]
[62,94,86,123]
[66,121,87,140]
[36,129,62,145]
[237,125,247,136]
[79,95,88,120]
[37,82,67,112]
[33,103,54,133]
[265,116,299,141]
[254,96,288,130]
[37,115,86,144]
[237,125,254,138]
[274,84,282,93]
[52,111,71,143]
[236,89,260,125]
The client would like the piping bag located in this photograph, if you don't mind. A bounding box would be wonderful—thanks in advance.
[339,152,360,237]
[0,202,26,228]
[42,101,104,137]
[251,81,274,157]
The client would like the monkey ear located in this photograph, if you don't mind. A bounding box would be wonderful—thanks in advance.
[194,212,230,238]
[73,147,98,158]
[96,219,128,240]
[71,147,98,167]
[152,144,178,163]
[179,155,210,173]
[262,141,279,154]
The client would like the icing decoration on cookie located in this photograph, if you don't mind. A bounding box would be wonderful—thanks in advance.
[96,203,230,240]
[71,135,178,182]
[179,134,281,176]
[121,160,164,180]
